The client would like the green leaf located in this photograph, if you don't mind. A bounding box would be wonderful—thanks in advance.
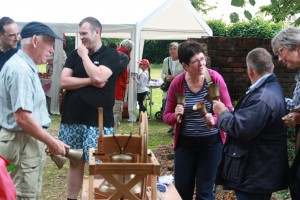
[244,10,253,20]
[230,12,240,23]
[249,0,256,6]
[270,0,279,6]
[231,0,245,7]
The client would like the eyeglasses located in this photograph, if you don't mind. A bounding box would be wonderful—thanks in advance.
[3,32,20,39]
[190,57,206,65]
[276,47,286,56]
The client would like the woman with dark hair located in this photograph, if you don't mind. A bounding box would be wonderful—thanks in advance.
[163,41,233,199]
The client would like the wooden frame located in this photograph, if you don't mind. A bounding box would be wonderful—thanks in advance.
[85,108,160,200]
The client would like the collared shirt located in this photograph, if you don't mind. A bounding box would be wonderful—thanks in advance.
[0,50,51,131]
[246,73,272,94]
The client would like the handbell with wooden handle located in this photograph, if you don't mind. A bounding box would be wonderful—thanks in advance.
[193,100,207,117]
[193,100,212,130]
[205,83,220,103]
[175,93,186,123]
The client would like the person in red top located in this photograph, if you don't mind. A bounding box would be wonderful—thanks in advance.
[0,155,16,200]
[113,39,134,132]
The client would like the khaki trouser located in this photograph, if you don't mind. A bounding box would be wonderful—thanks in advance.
[0,128,46,200]
[113,100,123,132]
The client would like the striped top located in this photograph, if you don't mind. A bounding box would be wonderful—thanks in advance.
[180,80,219,137]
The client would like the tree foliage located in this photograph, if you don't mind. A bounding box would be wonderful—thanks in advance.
[260,0,300,26]
[230,0,300,26]
[190,0,216,15]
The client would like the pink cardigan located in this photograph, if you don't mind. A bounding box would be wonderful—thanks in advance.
[163,69,233,149]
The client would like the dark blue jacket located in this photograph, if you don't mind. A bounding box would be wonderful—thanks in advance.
[217,73,289,193]
[0,48,18,71]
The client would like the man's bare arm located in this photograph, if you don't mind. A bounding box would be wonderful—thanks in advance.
[14,109,67,156]
[77,44,112,84]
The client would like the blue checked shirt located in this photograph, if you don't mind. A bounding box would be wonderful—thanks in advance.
[0,50,51,131]
[286,70,300,111]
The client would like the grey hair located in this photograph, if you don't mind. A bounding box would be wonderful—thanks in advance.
[246,48,274,75]
[271,27,300,55]
[21,35,43,45]
[169,42,179,48]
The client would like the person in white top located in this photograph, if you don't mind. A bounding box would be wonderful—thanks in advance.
[161,42,184,133]
[133,59,150,117]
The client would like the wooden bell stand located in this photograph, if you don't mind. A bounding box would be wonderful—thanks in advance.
[85,108,160,200]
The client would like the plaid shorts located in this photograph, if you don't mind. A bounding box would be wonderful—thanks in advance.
[58,123,113,163]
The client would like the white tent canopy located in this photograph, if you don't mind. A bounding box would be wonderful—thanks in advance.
[2,0,212,122]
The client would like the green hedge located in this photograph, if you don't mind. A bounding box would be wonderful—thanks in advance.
[142,40,184,64]
[207,18,284,38]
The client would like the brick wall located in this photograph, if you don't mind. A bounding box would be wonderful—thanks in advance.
[189,37,297,101]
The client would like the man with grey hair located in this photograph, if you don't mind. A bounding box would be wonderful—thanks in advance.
[212,48,289,199]
[113,39,134,132]
[0,21,67,199]
[0,16,20,71]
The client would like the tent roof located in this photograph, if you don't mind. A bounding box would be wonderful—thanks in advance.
[2,0,212,39]
[138,0,212,39]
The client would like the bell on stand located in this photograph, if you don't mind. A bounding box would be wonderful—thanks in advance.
[98,150,141,195]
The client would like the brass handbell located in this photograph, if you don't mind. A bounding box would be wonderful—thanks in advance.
[51,155,67,169]
[175,93,186,123]
[193,100,207,117]
[51,148,83,169]
[66,149,83,164]
[205,84,220,103]
[98,152,141,194]
[193,100,212,130]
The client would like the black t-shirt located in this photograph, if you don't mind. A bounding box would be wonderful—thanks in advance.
[61,45,119,127]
